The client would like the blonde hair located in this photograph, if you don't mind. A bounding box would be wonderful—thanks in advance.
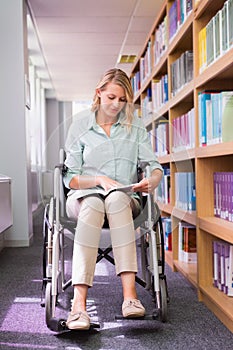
[91,68,134,130]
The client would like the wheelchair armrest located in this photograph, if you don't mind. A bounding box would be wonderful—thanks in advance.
[138,161,150,172]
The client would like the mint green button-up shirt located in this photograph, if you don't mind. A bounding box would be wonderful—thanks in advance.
[63,111,163,199]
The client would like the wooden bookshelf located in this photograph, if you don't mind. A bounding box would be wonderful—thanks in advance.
[131,0,233,333]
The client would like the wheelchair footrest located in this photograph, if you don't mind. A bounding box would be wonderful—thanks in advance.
[115,310,160,321]
[47,317,100,332]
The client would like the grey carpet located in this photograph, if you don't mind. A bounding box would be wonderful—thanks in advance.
[0,204,233,350]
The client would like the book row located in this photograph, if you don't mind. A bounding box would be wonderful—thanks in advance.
[131,0,193,95]
[155,167,170,205]
[162,217,172,251]
[152,74,168,111]
[141,87,153,122]
[154,119,169,157]
[140,40,152,85]
[178,222,197,263]
[199,0,233,73]
[198,90,233,146]
[171,50,193,97]
[214,172,233,223]
[213,240,233,297]
[169,0,193,41]
[174,172,196,211]
[172,107,195,152]
[153,15,168,66]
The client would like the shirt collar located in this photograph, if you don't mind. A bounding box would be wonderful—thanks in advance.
[87,111,126,130]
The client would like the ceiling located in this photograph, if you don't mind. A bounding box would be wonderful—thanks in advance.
[27,0,164,102]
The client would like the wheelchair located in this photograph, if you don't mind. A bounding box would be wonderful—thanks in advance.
[41,149,169,332]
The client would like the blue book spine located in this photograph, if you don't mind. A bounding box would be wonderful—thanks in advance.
[199,92,211,146]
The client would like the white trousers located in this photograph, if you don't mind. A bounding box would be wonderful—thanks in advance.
[66,191,141,286]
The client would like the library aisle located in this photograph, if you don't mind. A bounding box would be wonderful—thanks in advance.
[0,205,233,350]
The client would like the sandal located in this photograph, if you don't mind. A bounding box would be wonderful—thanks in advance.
[122,299,145,318]
[66,311,90,330]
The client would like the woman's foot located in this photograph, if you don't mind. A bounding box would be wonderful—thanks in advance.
[122,299,145,318]
[66,310,90,330]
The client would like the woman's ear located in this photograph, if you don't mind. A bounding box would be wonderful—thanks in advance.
[96,89,101,98]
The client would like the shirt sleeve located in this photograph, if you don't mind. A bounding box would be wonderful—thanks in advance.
[137,117,163,174]
[63,121,84,189]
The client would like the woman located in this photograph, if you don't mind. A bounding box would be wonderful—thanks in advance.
[63,68,163,330]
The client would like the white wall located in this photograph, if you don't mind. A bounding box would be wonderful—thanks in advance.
[0,0,32,246]
[0,1,73,248]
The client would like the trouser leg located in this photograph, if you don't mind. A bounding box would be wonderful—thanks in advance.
[105,191,138,275]
[70,195,105,286]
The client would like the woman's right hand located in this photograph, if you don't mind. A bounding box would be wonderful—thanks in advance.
[96,176,121,192]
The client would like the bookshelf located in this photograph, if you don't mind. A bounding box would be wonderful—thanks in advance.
[131,0,233,332]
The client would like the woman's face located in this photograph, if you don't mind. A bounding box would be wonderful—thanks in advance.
[97,82,127,119]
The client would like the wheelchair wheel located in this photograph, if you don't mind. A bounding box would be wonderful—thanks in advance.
[45,282,52,324]
[42,203,50,284]
[159,277,168,322]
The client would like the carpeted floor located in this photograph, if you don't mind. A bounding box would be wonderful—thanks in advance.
[0,205,233,350]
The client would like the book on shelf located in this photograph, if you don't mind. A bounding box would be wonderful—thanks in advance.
[172,107,195,152]
[131,71,139,95]
[154,119,169,157]
[141,87,153,122]
[206,17,215,66]
[221,91,233,142]
[162,217,172,251]
[198,90,233,146]
[213,240,233,296]
[178,222,197,263]
[198,26,207,72]
[198,91,211,146]
[168,0,193,42]
[140,40,152,85]
[155,167,170,204]
[171,50,193,97]
[153,15,168,65]
[213,171,233,222]
[169,0,178,41]
[222,1,229,53]
[175,172,196,211]
[152,74,168,111]
[199,0,233,73]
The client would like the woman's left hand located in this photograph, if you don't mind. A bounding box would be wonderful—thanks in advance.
[132,169,163,193]
[132,178,151,193]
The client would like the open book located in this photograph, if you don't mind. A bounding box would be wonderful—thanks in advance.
[98,183,137,196]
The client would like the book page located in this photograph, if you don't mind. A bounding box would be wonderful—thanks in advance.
[104,183,137,196]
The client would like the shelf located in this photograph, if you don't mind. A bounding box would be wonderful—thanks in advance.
[172,207,197,226]
[199,217,233,244]
[195,47,233,88]
[173,259,197,287]
[131,0,233,333]
[195,0,226,20]
[168,11,194,55]
[153,101,170,121]
[196,142,233,158]
[152,51,168,77]
[169,80,194,109]
[158,154,171,164]
[199,285,233,333]
[157,202,173,215]
[170,148,196,162]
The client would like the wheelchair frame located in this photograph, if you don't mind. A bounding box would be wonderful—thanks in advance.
[41,150,169,332]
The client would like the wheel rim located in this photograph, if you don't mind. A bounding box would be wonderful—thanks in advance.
[45,282,52,325]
